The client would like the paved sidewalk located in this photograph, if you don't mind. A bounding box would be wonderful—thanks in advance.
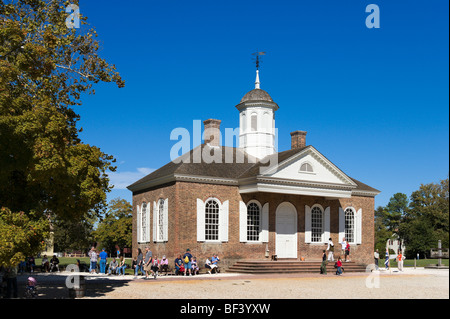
[9,267,449,299]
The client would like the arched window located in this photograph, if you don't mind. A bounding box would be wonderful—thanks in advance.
[205,199,220,241]
[141,202,148,242]
[300,162,313,173]
[247,202,261,241]
[345,208,355,243]
[311,206,323,242]
[251,113,257,131]
[158,199,165,241]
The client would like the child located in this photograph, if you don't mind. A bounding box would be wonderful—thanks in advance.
[335,257,343,276]
[191,257,199,275]
[25,276,37,298]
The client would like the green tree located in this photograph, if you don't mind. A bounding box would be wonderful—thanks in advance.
[93,198,132,255]
[0,0,124,262]
[0,207,49,267]
[399,178,449,258]
[52,211,96,253]
[384,192,409,234]
[374,205,393,252]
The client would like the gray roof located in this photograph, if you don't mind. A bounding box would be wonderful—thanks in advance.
[240,88,274,103]
[127,144,380,195]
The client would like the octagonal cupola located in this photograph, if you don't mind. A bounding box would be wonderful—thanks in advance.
[236,70,278,160]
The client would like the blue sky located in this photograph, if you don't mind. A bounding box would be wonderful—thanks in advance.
[76,0,449,208]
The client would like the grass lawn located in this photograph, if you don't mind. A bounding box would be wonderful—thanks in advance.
[378,258,449,268]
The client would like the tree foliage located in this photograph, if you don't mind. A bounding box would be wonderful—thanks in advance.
[93,198,132,255]
[0,207,49,267]
[377,177,449,258]
[399,177,449,257]
[0,0,124,261]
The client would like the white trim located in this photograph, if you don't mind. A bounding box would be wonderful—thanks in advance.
[261,203,269,243]
[339,207,345,244]
[344,206,357,244]
[152,201,157,242]
[136,204,141,244]
[275,202,298,259]
[239,201,247,243]
[196,198,205,242]
[305,205,311,243]
[356,208,362,245]
[219,200,229,242]
[260,146,357,187]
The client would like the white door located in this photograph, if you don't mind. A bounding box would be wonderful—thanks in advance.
[276,202,298,258]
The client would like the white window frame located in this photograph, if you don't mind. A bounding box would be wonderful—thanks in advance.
[247,200,262,242]
[138,202,150,243]
[305,204,330,244]
[153,198,169,243]
[310,205,324,243]
[299,161,314,174]
[197,197,229,243]
[342,207,361,245]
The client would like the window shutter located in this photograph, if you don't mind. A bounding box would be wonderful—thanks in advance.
[356,208,362,244]
[324,206,330,243]
[145,203,150,242]
[197,199,205,242]
[305,205,311,243]
[339,207,345,243]
[239,201,247,242]
[163,198,169,242]
[153,201,157,242]
[220,200,229,242]
[136,204,141,243]
[261,203,269,243]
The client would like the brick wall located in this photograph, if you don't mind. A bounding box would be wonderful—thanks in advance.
[132,181,375,268]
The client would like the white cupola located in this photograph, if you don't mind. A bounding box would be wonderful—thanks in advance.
[236,70,279,160]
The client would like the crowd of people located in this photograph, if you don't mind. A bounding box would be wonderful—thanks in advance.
[320,237,353,275]
[85,246,221,279]
[133,247,221,280]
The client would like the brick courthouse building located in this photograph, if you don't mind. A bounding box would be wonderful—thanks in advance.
[128,71,380,268]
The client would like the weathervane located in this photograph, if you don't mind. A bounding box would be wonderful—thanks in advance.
[252,51,266,70]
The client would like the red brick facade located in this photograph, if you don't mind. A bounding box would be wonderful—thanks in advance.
[132,181,375,268]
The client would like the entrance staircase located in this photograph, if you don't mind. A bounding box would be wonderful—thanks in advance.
[227,259,367,274]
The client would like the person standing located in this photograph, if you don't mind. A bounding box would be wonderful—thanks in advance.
[88,247,98,274]
[5,265,18,298]
[135,248,144,277]
[183,249,193,276]
[99,248,108,274]
[340,237,347,257]
[327,238,335,262]
[374,249,380,270]
[384,248,390,270]
[143,247,153,279]
[397,250,405,272]
[320,250,327,275]
[344,242,351,262]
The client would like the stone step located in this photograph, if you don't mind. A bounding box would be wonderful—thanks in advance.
[227,260,366,274]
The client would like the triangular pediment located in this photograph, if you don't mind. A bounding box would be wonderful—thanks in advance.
[260,146,357,187]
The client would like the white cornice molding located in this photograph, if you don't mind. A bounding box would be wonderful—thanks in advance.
[174,174,239,186]
[262,146,357,187]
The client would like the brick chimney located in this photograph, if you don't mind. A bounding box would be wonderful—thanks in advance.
[203,119,222,146]
[290,130,307,149]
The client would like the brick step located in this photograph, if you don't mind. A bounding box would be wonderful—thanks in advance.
[227,260,366,274]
